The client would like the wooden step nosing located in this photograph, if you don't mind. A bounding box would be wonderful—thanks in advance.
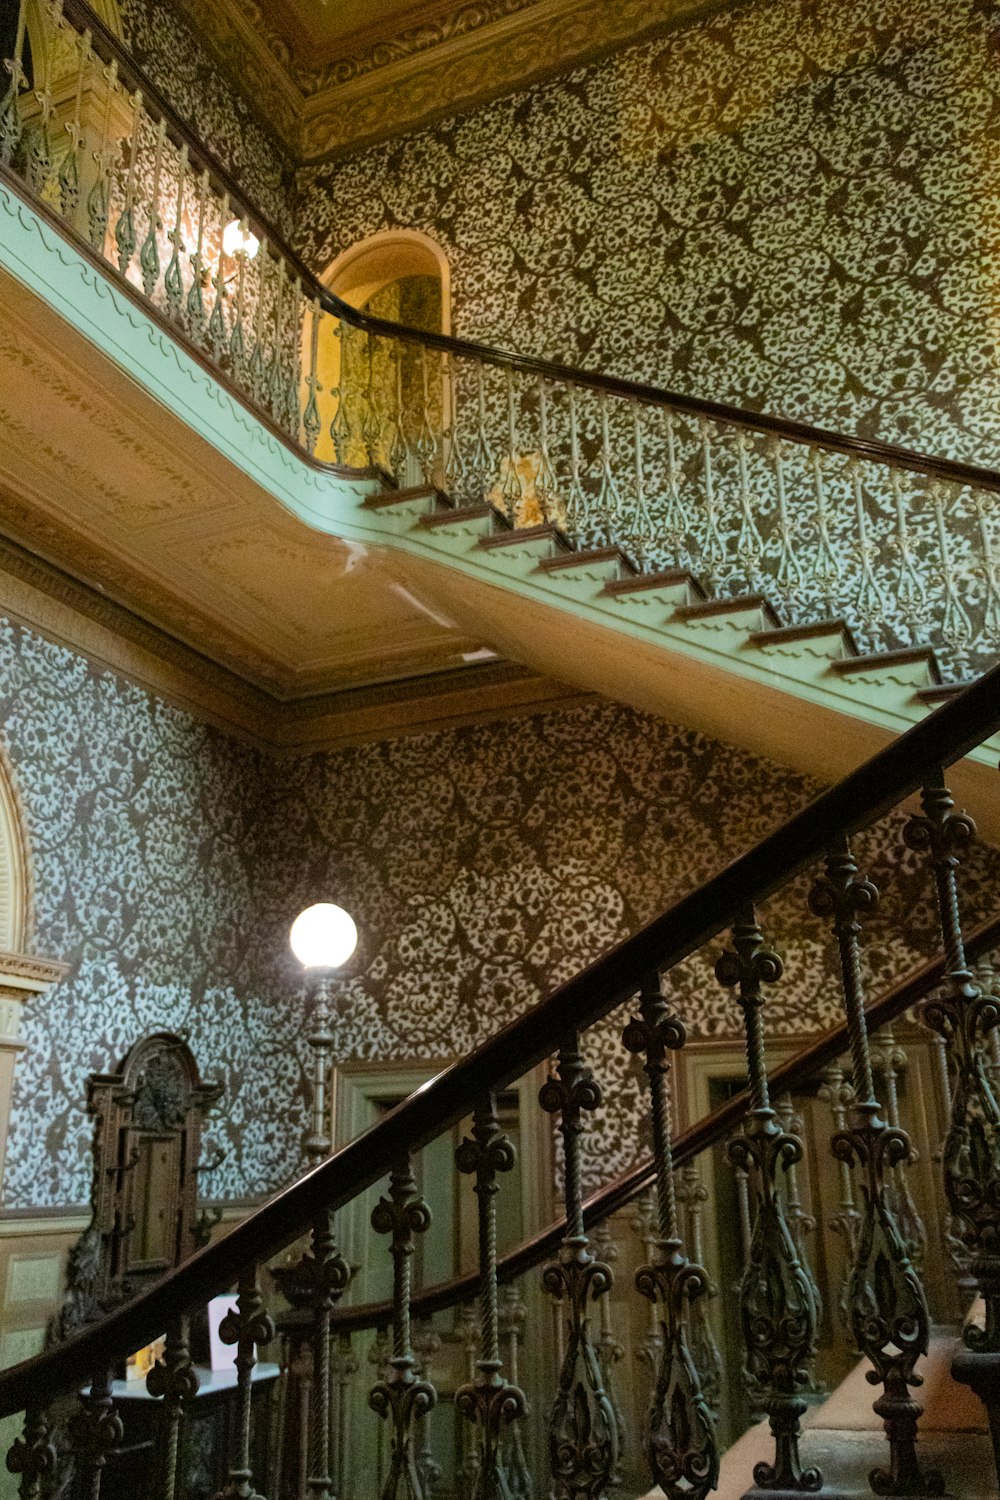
[419,504,495,530]
[748,618,860,655]
[363,485,445,512]
[478,523,567,553]
[537,544,633,574]
[603,570,706,599]
[673,594,783,628]
[830,645,943,683]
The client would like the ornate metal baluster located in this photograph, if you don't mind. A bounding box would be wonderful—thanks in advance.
[329,320,352,464]
[889,472,929,646]
[299,1213,352,1500]
[497,1287,531,1500]
[211,1266,274,1499]
[536,376,559,523]
[0,0,28,168]
[565,383,589,539]
[228,221,251,382]
[808,449,842,616]
[6,1409,56,1499]
[734,431,765,591]
[697,419,726,594]
[285,279,305,437]
[138,116,166,297]
[112,90,142,275]
[850,459,888,639]
[185,169,210,340]
[661,408,692,568]
[302,300,324,456]
[595,391,623,542]
[415,344,438,482]
[501,366,524,518]
[454,1094,527,1499]
[674,1163,723,1409]
[86,59,118,251]
[471,360,494,502]
[57,22,90,217]
[622,977,717,1499]
[459,1302,483,1498]
[146,1316,201,1500]
[809,839,942,1498]
[628,402,654,568]
[931,483,973,679]
[629,1190,664,1374]
[870,1028,927,1270]
[370,1156,437,1500]
[206,193,231,363]
[412,1323,442,1500]
[25,69,56,198]
[590,1217,626,1487]
[247,241,272,406]
[266,259,288,416]
[774,1093,823,1396]
[816,1061,860,1334]
[716,911,821,1498]
[903,777,1000,1424]
[69,1370,124,1500]
[540,1032,618,1498]
[163,143,188,322]
[770,438,803,611]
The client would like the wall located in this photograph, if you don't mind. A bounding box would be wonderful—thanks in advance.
[294,0,1000,466]
[114,0,295,224]
[0,616,304,1210]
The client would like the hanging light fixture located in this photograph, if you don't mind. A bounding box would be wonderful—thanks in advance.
[222,217,260,261]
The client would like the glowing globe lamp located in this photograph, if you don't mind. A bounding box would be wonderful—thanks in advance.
[289,903,358,970]
[222,218,260,260]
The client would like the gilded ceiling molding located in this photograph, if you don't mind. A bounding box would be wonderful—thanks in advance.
[173,0,731,161]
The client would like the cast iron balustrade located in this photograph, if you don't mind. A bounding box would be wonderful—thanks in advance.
[4,0,1000,677]
[0,659,995,1495]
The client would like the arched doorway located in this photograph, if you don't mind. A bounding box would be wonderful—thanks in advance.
[324,229,451,336]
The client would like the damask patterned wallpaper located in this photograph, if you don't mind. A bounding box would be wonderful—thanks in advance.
[4,613,1000,1208]
[115,0,294,223]
[294,0,1000,466]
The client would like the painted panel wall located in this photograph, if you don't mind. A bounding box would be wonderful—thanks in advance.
[294,0,1000,466]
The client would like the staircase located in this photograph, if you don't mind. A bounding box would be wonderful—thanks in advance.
[1,6,1000,1500]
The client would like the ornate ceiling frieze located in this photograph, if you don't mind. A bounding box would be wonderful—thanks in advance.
[174,0,731,161]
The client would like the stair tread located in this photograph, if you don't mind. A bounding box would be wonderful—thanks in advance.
[603,568,706,599]
[419,503,497,529]
[478,522,566,552]
[748,616,860,655]
[673,593,783,627]
[363,485,446,512]
[830,644,942,682]
[537,543,634,573]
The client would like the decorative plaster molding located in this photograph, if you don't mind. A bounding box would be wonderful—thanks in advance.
[173,0,732,160]
[0,952,68,1049]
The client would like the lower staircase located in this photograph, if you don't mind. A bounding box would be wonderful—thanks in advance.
[0,664,997,1500]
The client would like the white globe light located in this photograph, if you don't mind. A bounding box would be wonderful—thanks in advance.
[290,903,358,969]
[222,218,260,260]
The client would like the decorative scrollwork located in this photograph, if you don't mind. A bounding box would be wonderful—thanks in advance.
[68,1371,123,1500]
[6,1409,56,1500]
[904,778,1000,1359]
[623,976,718,1500]
[211,1266,275,1500]
[811,840,942,1498]
[454,1095,528,1500]
[540,1035,619,1499]
[369,1156,437,1500]
[717,910,821,1496]
[147,1318,201,1500]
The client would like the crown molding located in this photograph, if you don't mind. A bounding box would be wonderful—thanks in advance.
[0,531,586,753]
[174,0,733,162]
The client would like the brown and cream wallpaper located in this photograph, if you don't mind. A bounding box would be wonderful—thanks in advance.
[294,0,1000,468]
[3,614,1000,1208]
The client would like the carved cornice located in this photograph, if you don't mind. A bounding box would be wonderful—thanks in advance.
[0,952,69,995]
[173,0,734,161]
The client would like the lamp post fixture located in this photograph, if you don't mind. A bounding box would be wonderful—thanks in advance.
[290,903,358,1171]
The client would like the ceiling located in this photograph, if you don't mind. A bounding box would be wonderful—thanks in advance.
[257,0,479,66]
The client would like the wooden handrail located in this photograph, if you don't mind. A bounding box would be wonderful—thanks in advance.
[59,0,1000,497]
[0,665,997,1417]
[327,907,1000,1333]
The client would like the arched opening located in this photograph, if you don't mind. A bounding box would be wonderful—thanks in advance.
[308,232,451,470]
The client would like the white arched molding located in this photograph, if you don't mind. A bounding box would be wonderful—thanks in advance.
[0,746,66,1200]
[322,229,452,334]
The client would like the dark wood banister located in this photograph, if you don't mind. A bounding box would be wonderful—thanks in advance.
[0,665,997,1417]
[328,907,1000,1334]
[57,0,1000,498]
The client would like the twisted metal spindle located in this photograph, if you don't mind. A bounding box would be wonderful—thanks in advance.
[497,1287,532,1500]
[590,1216,626,1487]
[454,1094,527,1499]
[0,0,28,168]
[674,1163,723,1409]
[211,1266,274,1499]
[809,839,942,1498]
[68,1369,123,1500]
[870,1028,927,1270]
[903,775,1000,1474]
[716,908,821,1498]
[369,1155,437,1500]
[412,1322,442,1500]
[146,1316,200,1500]
[622,975,718,1500]
[816,1061,860,1335]
[539,1032,618,1498]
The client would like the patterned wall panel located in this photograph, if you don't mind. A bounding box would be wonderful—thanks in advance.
[293,0,1000,467]
[3,613,1000,1207]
